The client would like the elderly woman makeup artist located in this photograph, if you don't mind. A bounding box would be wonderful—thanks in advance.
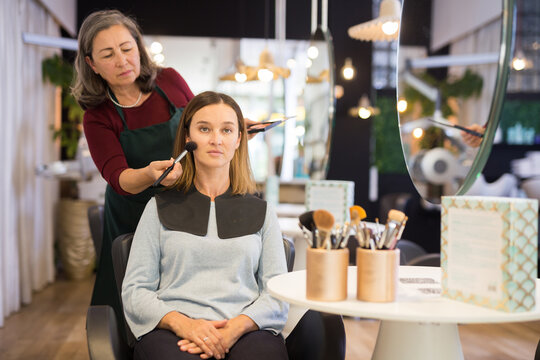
[121,91,289,360]
[72,9,194,326]
[72,10,265,334]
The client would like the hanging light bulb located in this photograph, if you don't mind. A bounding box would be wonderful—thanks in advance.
[234,72,247,83]
[358,107,372,119]
[258,68,274,82]
[381,20,399,36]
[349,94,379,118]
[286,58,297,68]
[307,45,319,59]
[397,98,408,113]
[512,50,527,71]
[348,0,401,42]
[412,128,424,139]
[150,41,163,55]
[153,53,165,65]
[341,57,356,80]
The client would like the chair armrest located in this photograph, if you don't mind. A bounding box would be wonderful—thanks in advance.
[86,305,131,360]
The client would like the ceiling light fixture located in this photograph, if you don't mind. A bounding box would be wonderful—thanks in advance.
[349,94,380,119]
[348,0,401,42]
[341,57,356,80]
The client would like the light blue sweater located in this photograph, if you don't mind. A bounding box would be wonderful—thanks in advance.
[122,197,289,339]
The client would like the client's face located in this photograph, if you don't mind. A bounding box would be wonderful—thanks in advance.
[187,103,241,171]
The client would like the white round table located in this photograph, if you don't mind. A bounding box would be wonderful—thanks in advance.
[268,266,540,360]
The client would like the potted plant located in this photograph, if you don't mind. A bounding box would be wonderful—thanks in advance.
[42,54,96,280]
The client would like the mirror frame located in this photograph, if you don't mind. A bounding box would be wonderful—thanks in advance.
[396,0,516,202]
[456,0,515,195]
[306,26,336,179]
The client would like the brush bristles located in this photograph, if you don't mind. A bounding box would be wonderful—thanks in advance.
[299,211,315,231]
[388,209,406,223]
[313,209,335,231]
[350,205,366,220]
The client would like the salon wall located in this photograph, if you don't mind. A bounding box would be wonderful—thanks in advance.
[77,0,375,206]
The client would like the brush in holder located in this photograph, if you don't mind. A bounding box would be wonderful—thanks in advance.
[306,248,349,301]
[356,248,399,302]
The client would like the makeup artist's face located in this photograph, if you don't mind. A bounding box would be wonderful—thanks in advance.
[85,24,141,91]
[187,103,241,171]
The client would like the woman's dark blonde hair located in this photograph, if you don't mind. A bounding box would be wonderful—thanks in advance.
[72,10,159,110]
[172,91,256,195]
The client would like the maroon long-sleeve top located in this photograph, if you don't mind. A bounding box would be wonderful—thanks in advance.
[83,68,194,195]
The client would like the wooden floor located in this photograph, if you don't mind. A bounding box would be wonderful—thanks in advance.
[0,276,539,360]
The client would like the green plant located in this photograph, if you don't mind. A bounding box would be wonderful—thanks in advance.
[373,97,408,174]
[42,54,84,159]
[402,69,483,118]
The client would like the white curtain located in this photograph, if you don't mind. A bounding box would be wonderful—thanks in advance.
[0,0,60,326]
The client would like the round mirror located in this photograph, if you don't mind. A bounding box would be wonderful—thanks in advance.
[299,26,336,179]
[397,0,515,204]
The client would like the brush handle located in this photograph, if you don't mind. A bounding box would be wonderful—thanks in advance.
[152,149,188,187]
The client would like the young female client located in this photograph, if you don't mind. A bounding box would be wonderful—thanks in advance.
[122,91,289,360]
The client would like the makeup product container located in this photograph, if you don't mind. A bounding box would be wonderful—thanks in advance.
[356,248,399,302]
[306,248,349,301]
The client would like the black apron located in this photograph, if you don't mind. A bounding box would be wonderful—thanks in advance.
[90,86,183,330]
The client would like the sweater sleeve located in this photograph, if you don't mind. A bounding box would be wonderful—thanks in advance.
[83,68,194,195]
[122,198,177,339]
[83,109,130,195]
[240,204,289,334]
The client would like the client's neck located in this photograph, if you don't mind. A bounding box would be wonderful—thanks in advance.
[193,170,230,201]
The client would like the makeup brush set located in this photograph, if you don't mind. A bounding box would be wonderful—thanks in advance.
[298,206,408,251]
[361,209,408,250]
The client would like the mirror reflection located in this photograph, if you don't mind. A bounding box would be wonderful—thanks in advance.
[300,26,336,179]
[144,33,335,183]
[397,0,510,203]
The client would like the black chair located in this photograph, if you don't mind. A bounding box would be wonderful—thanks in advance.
[87,205,104,264]
[407,253,441,267]
[396,239,427,265]
[86,232,346,360]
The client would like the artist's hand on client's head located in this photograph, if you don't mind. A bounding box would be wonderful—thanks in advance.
[177,319,228,359]
[148,159,183,186]
[461,124,485,148]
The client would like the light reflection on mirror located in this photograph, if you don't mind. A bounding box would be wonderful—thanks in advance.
[397,0,513,204]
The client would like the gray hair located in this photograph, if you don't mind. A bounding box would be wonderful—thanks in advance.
[72,10,159,110]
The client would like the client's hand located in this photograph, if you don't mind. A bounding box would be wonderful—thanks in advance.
[158,311,227,359]
[178,315,258,358]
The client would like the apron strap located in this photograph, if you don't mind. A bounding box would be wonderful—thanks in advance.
[154,85,177,116]
[110,85,178,131]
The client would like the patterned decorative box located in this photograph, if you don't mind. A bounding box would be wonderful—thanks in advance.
[305,180,354,224]
[441,196,537,312]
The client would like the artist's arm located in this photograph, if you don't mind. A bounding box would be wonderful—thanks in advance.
[460,124,485,148]
[118,161,182,194]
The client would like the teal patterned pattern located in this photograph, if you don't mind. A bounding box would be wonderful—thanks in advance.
[441,196,537,312]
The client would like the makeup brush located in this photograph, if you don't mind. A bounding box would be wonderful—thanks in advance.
[387,216,408,250]
[381,209,407,249]
[299,211,318,247]
[313,209,335,250]
[299,211,316,231]
[153,141,197,187]
[427,117,484,138]
[298,223,313,248]
[349,205,367,248]
[339,206,363,249]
